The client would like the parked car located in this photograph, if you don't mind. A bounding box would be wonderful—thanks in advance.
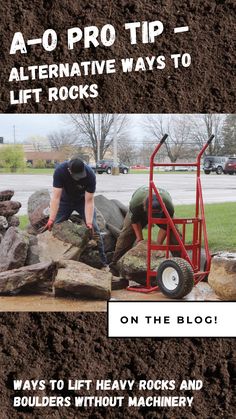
[130,164,149,170]
[203,156,228,175]
[96,159,129,174]
[224,157,236,175]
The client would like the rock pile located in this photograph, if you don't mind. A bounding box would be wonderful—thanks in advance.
[0,189,129,300]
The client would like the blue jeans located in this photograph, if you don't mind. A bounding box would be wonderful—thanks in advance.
[55,198,107,266]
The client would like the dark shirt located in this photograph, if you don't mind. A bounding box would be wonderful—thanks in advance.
[53,161,96,201]
[129,186,174,226]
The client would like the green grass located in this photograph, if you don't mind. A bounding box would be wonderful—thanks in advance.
[143,202,236,252]
[0,168,54,175]
[129,169,196,175]
[1,168,198,175]
[19,202,236,251]
[19,215,29,230]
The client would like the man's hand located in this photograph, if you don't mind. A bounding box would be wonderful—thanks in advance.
[38,219,54,233]
[86,223,94,240]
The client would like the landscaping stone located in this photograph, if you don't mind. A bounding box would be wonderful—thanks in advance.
[7,215,20,227]
[0,227,29,272]
[94,195,127,230]
[0,190,14,201]
[0,201,21,217]
[117,240,164,285]
[0,216,8,232]
[37,222,90,263]
[27,189,50,229]
[54,260,111,300]
[208,252,236,300]
[0,262,57,294]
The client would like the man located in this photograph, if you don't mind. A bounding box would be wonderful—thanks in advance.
[110,185,175,275]
[44,156,107,267]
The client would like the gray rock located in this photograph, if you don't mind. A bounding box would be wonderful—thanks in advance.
[7,215,20,227]
[94,195,126,230]
[0,190,14,201]
[0,227,29,272]
[0,262,57,295]
[54,260,111,300]
[117,240,164,285]
[0,216,8,232]
[80,248,104,269]
[112,277,129,290]
[0,201,21,217]
[52,221,89,248]
[25,235,40,265]
[110,199,128,217]
[95,208,106,231]
[28,189,50,229]
[37,222,90,263]
[208,252,236,300]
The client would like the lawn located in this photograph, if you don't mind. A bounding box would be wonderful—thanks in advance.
[1,168,197,175]
[143,202,236,252]
[19,202,236,252]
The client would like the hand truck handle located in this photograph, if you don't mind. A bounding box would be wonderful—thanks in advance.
[160,134,168,144]
[207,135,215,145]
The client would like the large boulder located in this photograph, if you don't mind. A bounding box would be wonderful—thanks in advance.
[28,189,50,229]
[0,261,57,294]
[94,195,127,230]
[0,227,29,272]
[54,260,111,300]
[35,221,90,263]
[0,190,14,201]
[208,252,236,300]
[117,240,164,285]
[0,201,21,217]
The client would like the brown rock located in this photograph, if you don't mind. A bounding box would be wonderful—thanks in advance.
[7,215,20,227]
[0,190,14,201]
[0,201,21,216]
[0,227,29,272]
[0,262,57,294]
[52,220,89,248]
[0,216,8,232]
[54,260,111,300]
[27,189,50,229]
[117,240,164,285]
[208,252,236,300]
[37,221,89,263]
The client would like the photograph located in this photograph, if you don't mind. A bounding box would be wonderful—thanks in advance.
[0,1,235,418]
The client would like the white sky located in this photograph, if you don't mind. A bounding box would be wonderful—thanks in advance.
[0,114,159,144]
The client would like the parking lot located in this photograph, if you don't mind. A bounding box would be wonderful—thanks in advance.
[0,172,235,214]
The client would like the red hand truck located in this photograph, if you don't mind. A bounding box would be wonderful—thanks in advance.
[128,134,214,299]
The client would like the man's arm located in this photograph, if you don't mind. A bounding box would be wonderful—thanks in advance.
[131,223,143,242]
[85,191,94,227]
[49,187,62,222]
[157,228,166,245]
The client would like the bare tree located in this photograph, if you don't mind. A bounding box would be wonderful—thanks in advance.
[117,137,139,165]
[67,114,128,161]
[222,114,236,155]
[144,115,195,166]
[190,114,226,155]
[48,130,78,151]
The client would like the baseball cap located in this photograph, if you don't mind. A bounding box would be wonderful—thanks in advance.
[68,157,87,180]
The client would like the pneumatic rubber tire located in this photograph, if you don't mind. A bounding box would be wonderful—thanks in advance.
[106,167,111,174]
[157,257,194,299]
